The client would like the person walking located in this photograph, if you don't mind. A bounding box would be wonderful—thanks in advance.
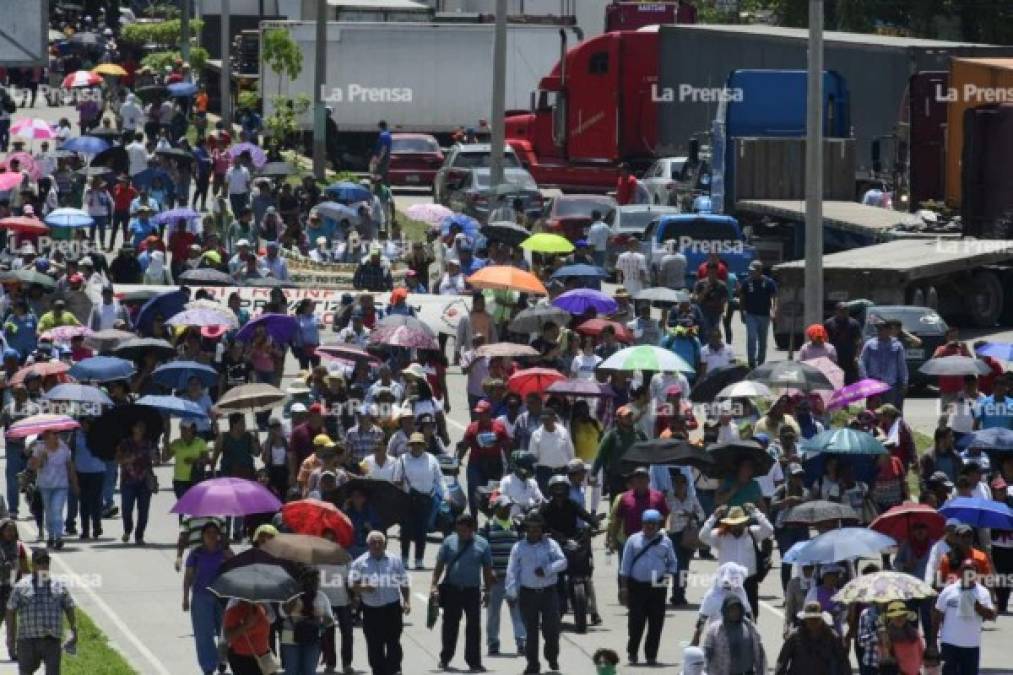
[278,566,333,675]
[5,550,77,674]
[222,599,274,675]
[349,531,411,675]
[183,521,234,675]
[860,318,909,410]
[505,513,567,675]
[115,420,157,545]
[930,558,995,675]
[481,496,526,657]
[69,420,106,540]
[29,430,78,550]
[775,601,850,675]
[619,509,678,666]
[699,504,774,619]
[394,432,446,569]
[701,595,767,675]
[431,514,494,672]
[738,260,778,369]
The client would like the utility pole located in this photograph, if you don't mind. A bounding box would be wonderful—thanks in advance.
[489,0,508,189]
[181,0,191,63]
[312,0,327,180]
[803,0,824,328]
[219,0,231,127]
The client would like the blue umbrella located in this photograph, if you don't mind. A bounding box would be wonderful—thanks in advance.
[168,82,198,97]
[940,497,1013,529]
[154,207,200,226]
[44,208,93,228]
[132,167,173,190]
[62,135,110,154]
[136,395,208,419]
[975,342,1013,361]
[135,290,188,335]
[780,541,810,565]
[43,383,113,407]
[440,213,480,239]
[324,181,371,204]
[152,360,219,390]
[68,356,136,383]
[962,427,1013,452]
[790,528,897,564]
[801,428,887,456]
[550,264,607,280]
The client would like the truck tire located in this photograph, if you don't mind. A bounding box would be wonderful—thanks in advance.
[967,271,1004,328]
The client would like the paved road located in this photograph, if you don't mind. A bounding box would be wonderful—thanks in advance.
[2,99,1013,673]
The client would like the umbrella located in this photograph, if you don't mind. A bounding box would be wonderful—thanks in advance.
[746,360,834,391]
[575,318,633,343]
[154,207,199,226]
[44,207,93,228]
[963,427,1013,452]
[87,405,164,460]
[178,268,234,286]
[261,533,351,565]
[313,201,358,223]
[800,357,845,393]
[0,217,48,236]
[476,342,539,359]
[62,70,102,88]
[6,414,80,439]
[833,571,937,605]
[520,233,575,254]
[467,266,546,295]
[551,264,606,280]
[10,361,70,386]
[507,368,566,397]
[0,173,23,191]
[165,306,238,329]
[599,345,695,374]
[975,342,1013,361]
[0,269,55,288]
[918,356,991,377]
[281,499,354,546]
[152,361,219,390]
[76,165,116,178]
[802,428,887,456]
[130,167,173,191]
[706,440,775,476]
[782,500,859,526]
[508,306,570,334]
[405,203,452,227]
[552,289,617,315]
[827,378,892,410]
[440,213,480,239]
[789,528,897,564]
[331,478,410,531]
[690,364,752,402]
[4,152,41,179]
[234,313,299,343]
[939,496,1013,530]
[61,135,109,155]
[545,379,614,398]
[87,128,123,142]
[619,439,715,472]
[316,344,381,364]
[155,148,194,164]
[171,477,283,517]
[43,383,112,408]
[11,118,55,140]
[92,63,127,77]
[134,85,167,103]
[90,146,129,175]
[215,383,285,413]
[68,356,136,383]
[870,503,946,542]
[84,329,134,352]
[39,325,92,343]
[135,290,188,334]
[136,395,208,419]
[168,82,199,97]
[481,221,530,247]
[209,562,300,604]
[113,337,176,362]
[635,287,691,305]
[119,289,165,304]
[369,319,438,350]
[229,142,268,168]
[258,161,296,178]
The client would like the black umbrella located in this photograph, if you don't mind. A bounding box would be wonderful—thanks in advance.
[706,440,774,478]
[508,306,571,334]
[209,562,301,603]
[217,547,299,577]
[690,364,750,402]
[119,289,164,304]
[135,85,167,103]
[156,148,194,164]
[331,478,410,531]
[619,439,715,472]
[482,221,530,247]
[87,404,164,460]
[112,337,176,362]
[746,360,834,391]
[257,162,296,178]
[91,146,129,175]
[179,268,234,286]
[88,128,123,142]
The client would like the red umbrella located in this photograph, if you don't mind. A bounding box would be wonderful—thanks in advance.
[281,499,353,547]
[0,216,47,236]
[870,502,945,542]
[507,367,566,397]
[11,361,71,386]
[576,318,633,344]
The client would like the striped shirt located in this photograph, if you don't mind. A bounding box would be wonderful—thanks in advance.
[481,518,519,576]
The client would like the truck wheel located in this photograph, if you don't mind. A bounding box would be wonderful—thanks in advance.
[967,271,1004,328]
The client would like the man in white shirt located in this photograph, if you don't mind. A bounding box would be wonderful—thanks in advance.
[586,210,611,269]
[336,310,370,349]
[659,240,688,289]
[925,520,959,586]
[528,410,574,491]
[119,93,144,135]
[226,162,252,215]
[615,237,649,296]
[309,236,332,263]
[459,334,490,412]
[698,504,774,618]
[439,259,466,295]
[498,455,544,518]
[931,560,995,671]
[125,132,148,177]
[258,241,289,280]
[700,327,736,378]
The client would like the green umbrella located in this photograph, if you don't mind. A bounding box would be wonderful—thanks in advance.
[801,428,887,456]
[598,345,694,374]
[0,269,55,289]
[519,233,575,254]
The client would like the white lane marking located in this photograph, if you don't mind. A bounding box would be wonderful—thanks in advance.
[445,417,466,432]
[19,521,173,675]
[760,599,785,619]
[413,592,428,603]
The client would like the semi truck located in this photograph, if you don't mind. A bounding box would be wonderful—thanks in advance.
[604,1,697,32]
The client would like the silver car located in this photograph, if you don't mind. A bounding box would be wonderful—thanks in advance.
[641,157,688,206]
[446,167,544,224]
[605,204,680,278]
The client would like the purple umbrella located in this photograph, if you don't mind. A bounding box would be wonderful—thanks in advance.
[170,477,282,516]
[234,313,299,343]
[552,289,618,316]
[827,378,891,410]
[546,379,615,397]
[228,142,267,168]
[368,324,438,350]
[154,207,200,226]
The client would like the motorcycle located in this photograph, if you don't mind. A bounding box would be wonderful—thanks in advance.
[552,527,598,634]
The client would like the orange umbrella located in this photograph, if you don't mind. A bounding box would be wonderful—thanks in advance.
[467,265,547,295]
[507,367,566,397]
[576,318,634,344]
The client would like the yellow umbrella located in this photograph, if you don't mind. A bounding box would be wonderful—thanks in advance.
[92,63,127,77]
[519,232,575,254]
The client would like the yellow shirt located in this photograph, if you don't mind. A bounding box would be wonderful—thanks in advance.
[571,419,602,463]
[169,437,208,482]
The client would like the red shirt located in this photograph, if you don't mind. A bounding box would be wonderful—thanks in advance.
[224,603,270,656]
[933,342,971,393]
[290,421,322,464]
[616,174,639,205]
[112,184,138,212]
[696,260,729,281]
[617,489,669,536]
[169,230,196,264]
[461,419,510,462]
[978,356,1004,395]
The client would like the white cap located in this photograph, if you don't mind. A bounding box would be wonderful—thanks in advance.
[236,239,250,248]
[290,402,308,414]
[316,236,327,245]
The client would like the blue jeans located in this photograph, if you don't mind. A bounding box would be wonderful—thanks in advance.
[229,193,249,218]
[39,487,68,541]
[486,577,525,650]
[191,590,223,674]
[744,313,771,368]
[102,461,117,510]
[941,642,979,674]
[5,443,24,517]
[120,481,151,541]
[282,642,322,675]
[89,215,109,248]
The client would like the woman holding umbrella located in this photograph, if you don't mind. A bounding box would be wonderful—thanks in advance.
[246,323,284,429]
[115,419,157,545]
[28,429,78,549]
[183,521,235,675]
[222,599,274,675]
[278,566,334,675]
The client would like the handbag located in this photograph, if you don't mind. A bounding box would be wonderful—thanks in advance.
[244,635,280,675]
[679,518,702,550]
[145,468,159,494]
[748,528,774,583]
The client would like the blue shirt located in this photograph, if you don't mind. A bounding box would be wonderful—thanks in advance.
[975,394,1013,430]
[375,130,392,158]
[72,429,106,473]
[504,536,567,599]
[620,531,679,583]
[740,275,777,316]
[859,337,908,387]
[436,533,492,588]
[129,217,158,248]
[4,313,37,358]
[349,552,408,608]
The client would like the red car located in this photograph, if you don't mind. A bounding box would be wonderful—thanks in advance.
[388,133,444,187]
[540,194,617,242]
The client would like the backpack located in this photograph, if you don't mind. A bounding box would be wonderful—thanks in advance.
[748,528,774,583]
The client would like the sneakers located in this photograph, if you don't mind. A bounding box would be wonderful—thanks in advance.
[522,667,540,675]
[102,505,119,518]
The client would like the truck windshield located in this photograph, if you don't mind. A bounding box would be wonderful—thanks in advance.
[474,172,537,191]
[553,198,615,218]
[659,221,740,242]
[615,211,660,231]
[392,137,439,154]
[864,309,947,336]
[454,152,521,169]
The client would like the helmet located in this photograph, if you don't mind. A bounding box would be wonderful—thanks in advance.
[510,450,535,475]
[547,475,570,493]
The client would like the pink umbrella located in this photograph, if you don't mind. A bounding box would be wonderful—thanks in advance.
[828,378,892,410]
[62,70,102,88]
[3,152,41,180]
[798,357,845,408]
[228,142,267,168]
[0,173,23,191]
[6,414,80,439]
[11,118,55,140]
[40,326,93,343]
[405,203,453,227]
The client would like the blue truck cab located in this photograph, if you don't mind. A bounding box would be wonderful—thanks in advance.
[646,213,757,285]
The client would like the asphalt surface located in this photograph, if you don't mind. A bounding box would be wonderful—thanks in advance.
[1,100,1013,674]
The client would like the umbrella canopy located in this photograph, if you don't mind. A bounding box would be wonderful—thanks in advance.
[326,181,372,204]
[833,571,937,605]
[152,361,219,391]
[706,440,775,477]
[257,161,296,178]
[975,342,1013,361]
[43,383,112,408]
[172,477,283,517]
[112,337,175,362]
[801,357,845,393]
[168,81,199,97]
[827,378,892,410]
[963,427,1013,452]
[228,142,267,168]
[634,287,691,305]
[552,288,617,315]
[508,306,571,334]
[92,63,127,76]
[11,361,70,386]
[0,269,55,289]
[68,356,136,383]
[61,135,109,154]
[155,148,194,164]
[802,428,887,456]
[789,528,897,564]
[476,342,539,359]
[576,318,633,343]
[135,290,188,335]
[551,264,606,280]
[507,368,566,397]
[209,562,301,604]
[870,503,946,542]
[4,151,41,179]
[281,499,354,547]
[0,173,23,191]
[520,233,575,254]
[782,500,859,526]
[136,395,209,419]
[216,383,285,413]
[467,266,546,295]
[332,478,410,531]
[0,217,48,236]
[39,325,91,343]
[690,364,752,402]
[234,313,299,344]
[153,207,200,226]
[84,328,134,352]
[369,323,438,350]
[746,360,834,391]
[11,118,55,140]
[405,202,452,227]
[130,167,172,190]
[6,414,79,439]
[120,289,165,304]
[165,306,238,329]
[260,533,351,565]
[316,344,381,365]
[178,268,234,286]
[599,345,695,374]
[87,405,164,460]
[545,379,614,398]
[619,439,715,472]
[44,207,93,228]
[481,221,530,247]
[90,146,129,175]
[313,201,358,223]
[62,70,102,88]
[919,356,991,376]
[940,496,1013,529]
[134,85,167,103]
[439,213,480,239]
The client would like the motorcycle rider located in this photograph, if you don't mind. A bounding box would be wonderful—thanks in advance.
[498,451,544,519]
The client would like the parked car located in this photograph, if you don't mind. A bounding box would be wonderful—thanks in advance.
[641,156,687,206]
[605,204,680,278]
[433,143,523,203]
[388,133,444,187]
[860,305,948,388]
[646,214,757,285]
[540,194,617,242]
[444,167,543,224]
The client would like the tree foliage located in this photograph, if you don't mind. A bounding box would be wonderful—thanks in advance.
[120,19,203,48]
[142,47,208,73]
[262,28,303,82]
[265,94,311,150]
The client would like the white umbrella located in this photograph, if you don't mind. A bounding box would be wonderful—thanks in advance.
[716,381,772,399]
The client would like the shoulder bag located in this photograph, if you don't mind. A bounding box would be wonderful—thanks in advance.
[630,534,664,568]
[437,538,475,609]
[244,634,280,674]
[748,528,774,583]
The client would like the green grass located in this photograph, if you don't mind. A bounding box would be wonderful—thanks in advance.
[65,608,137,675]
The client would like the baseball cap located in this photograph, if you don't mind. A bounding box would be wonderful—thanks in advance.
[748,260,763,270]
[626,466,650,479]
[313,434,336,449]
[308,403,324,415]
[642,509,663,523]
[945,518,961,531]
[929,471,954,488]
[236,239,250,248]
[290,402,308,414]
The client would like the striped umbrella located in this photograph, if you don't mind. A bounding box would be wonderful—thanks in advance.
[62,70,102,88]
[7,414,80,439]
[39,325,92,342]
[11,118,55,140]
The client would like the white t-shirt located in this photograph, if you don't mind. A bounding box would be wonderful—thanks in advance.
[126,141,148,176]
[360,454,398,481]
[753,456,784,498]
[528,425,575,469]
[615,251,648,295]
[587,221,610,251]
[226,166,251,195]
[570,353,601,381]
[701,343,736,372]
[935,582,992,648]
